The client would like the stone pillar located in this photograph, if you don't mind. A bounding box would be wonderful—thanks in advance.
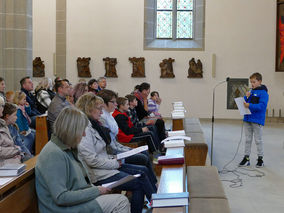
[56,0,66,78]
[0,0,32,90]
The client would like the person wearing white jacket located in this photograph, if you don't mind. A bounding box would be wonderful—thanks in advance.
[76,93,156,213]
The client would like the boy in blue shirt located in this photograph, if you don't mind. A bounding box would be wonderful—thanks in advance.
[239,72,269,167]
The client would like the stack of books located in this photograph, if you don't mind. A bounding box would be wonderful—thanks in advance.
[152,192,189,207]
[171,101,186,119]
[0,163,26,177]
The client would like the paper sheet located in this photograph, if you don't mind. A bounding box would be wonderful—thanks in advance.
[162,135,191,143]
[0,177,13,186]
[116,145,148,160]
[234,97,251,116]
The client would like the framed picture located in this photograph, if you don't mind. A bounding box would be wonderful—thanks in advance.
[276,0,284,71]
[227,78,249,110]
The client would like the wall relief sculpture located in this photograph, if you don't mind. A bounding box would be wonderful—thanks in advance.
[160,58,175,78]
[77,57,91,78]
[103,57,118,78]
[33,57,45,77]
[188,58,203,78]
[129,57,145,77]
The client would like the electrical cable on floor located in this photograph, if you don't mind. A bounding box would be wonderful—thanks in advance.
[218,121,265,188]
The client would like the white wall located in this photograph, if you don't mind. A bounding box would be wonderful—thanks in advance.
[33,0,284,118]
[33,0,56,80]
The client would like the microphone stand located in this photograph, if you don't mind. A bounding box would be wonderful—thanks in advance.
[210,79,228,165]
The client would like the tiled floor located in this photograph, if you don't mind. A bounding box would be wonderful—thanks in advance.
[200,119,284,213]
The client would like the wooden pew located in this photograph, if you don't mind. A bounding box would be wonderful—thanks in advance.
[0,156,38,213]
[35,115,49,155]
[119,140,146,148]
[153,147,186,213]
[172,118,184,131]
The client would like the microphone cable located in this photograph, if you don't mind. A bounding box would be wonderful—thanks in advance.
[218,121,265,188]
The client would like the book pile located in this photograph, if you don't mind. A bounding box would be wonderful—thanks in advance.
[152,192,189,207]
[0,163,26,177]
[162,131,191,148]
[171,101,186,119]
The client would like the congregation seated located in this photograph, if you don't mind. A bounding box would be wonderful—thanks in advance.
[97,76,107,91]
[73,82,88,103]
[35,107,130,213]
[134,82,167,142]
[0,77,6,101]
[20,77,42,121]
[13,91,35,153]
[148,91,162,117]
[97,89,156,170]
[47,79,71,132]
[3,102,33,159]
[76,93,157,213]
[113,97,162,154]
[35,77,55,114]
[0,97,23,165]
[88,78,99,94]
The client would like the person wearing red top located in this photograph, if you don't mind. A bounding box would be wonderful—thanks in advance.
[112,97,160,153]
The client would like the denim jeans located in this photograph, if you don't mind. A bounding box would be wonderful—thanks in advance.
[125,151,157,185]
[95,163,157,213]
[131,131,159,153]
[20,129,35,154]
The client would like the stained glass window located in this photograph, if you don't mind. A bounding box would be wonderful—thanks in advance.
[177,0,193,10]
[177,11,192,38]
[157,0,173,10]
[156,11,173,38]
[156,0,193,39]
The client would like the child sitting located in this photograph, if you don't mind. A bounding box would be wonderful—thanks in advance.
[2,103,33,161]
[112,97,161,153]
[13,91,35,154]
[148,91,161,117]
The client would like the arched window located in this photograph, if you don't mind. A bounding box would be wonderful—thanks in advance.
[144,0,204,50]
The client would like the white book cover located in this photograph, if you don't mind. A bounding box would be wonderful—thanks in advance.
[162,135,191,143]
[116,145,148,160]
[171,111,185,119]
[164,139,185,148]
[168,130,186,137]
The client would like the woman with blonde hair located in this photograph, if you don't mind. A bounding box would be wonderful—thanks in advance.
[76,93,156,213]
[35,106,130,213]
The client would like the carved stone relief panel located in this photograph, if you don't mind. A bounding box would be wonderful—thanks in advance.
[103,57,118,78]
[33,57,45,77]
[160,58,175,78]
[187,58,203,78]
[77,57,91,78]
[129,57,145,77]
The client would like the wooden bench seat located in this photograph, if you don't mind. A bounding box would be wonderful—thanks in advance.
[187,166,231,213]
[0,156,38,213]
[183,118,208,166]
[187,166,226,199]
[35,115,49,155]
[189,198,231,213]
[153,147,186,213]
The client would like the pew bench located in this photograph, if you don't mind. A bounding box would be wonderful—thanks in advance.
[35,115,49,155]
[184,118,208,166]
[187,166,231,213]
[0,156,38,213]
[153,147,186,213]
[118,140,146,148]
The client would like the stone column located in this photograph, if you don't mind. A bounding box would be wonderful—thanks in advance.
[0,0,32,90]
[56,0,66,79]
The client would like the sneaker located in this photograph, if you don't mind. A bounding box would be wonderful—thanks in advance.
[239,156,250,167]
[256,156,264,168]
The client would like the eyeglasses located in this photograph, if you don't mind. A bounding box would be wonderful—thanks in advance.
[109,100,117,104]
[95,107,103,111]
